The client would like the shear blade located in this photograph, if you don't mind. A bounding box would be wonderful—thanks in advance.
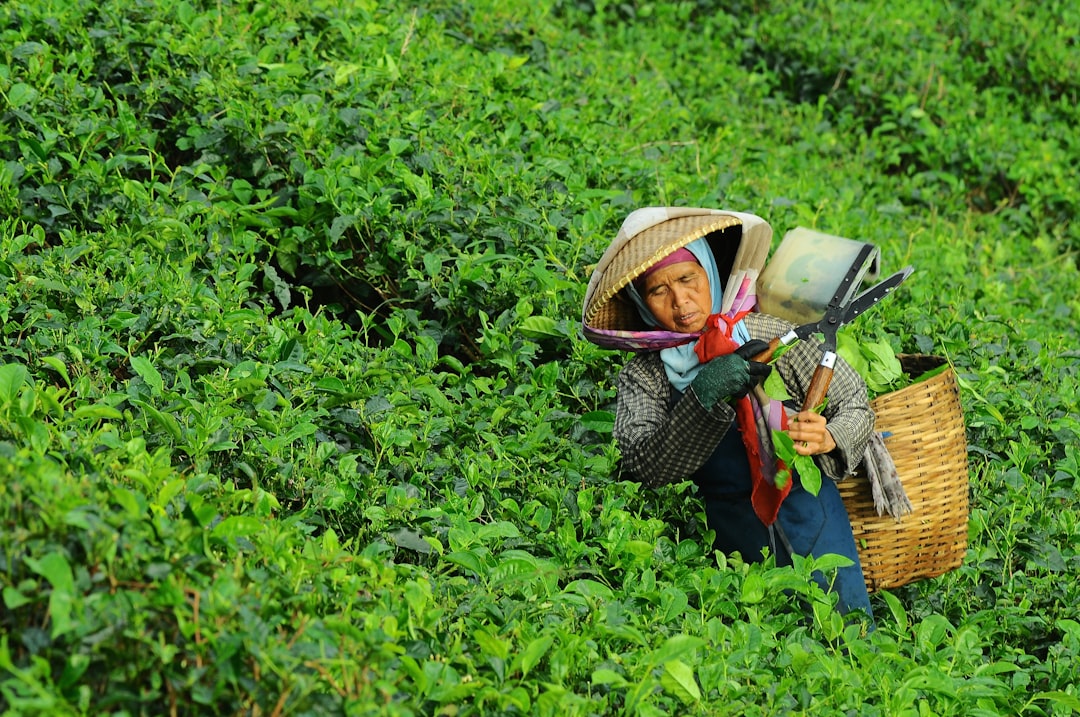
[842,266,915,323]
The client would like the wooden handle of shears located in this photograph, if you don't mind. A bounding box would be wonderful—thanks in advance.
[751,337,781,364]
[802,356,836,412]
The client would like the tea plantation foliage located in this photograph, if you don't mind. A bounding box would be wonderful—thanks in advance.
[2,0,1080,714]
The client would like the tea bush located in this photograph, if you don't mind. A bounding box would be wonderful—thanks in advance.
[740,0,1080,247]
[2,0,1079,714]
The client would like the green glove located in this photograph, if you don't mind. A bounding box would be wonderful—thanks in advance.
[691,339,773,410]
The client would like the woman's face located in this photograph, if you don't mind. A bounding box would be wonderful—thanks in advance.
[641,261,711,333]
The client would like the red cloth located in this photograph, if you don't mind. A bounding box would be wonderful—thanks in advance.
[695,312,791,526]
[693,311,749,362]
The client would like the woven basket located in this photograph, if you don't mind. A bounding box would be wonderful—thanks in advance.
[839,354,970,592]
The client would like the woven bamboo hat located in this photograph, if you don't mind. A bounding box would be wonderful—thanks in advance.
[581,207,773,350]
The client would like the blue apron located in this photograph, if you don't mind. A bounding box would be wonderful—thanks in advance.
[692,423,874,620]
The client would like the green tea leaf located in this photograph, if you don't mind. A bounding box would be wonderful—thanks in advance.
[26,552,76,638]
[422,251,443,279]
[103,312,139,334]
[133,400,184,441]
[580,410,615,433]
[0,363,30,404]
[476,521,521,542]
[1032,691,1080,712]
[473,628,510,661]
[771,427,797,476]
[74,404,124,421]
[809,553,853,572]
[130,356,165,396]
[211,516,263,539]
[176,0,196,25]
[763,370,792,401]
[562,579,614,601]
[772,427,795,455]
[861,339,902,373]
[741,572,766,604]
[661,660,702,704]
[519,315,565,339]
[591,669,628,686]
[390,528,434,554]
[915,614,953,650]
[3,587,32,610]
[283,422,318,443]
[445,550,485,575]
[41,356,70,386]
[517,634,554,678]
[651,634,705,666]
[661,586,689,622]
[836,331,870,378]
[155,478,186,509]
[18,415,50,454]
[768,340,798,363]
[770,428,821,493]
[880,590,908,632]
[795,454,822,496]
[263,263,292,310]
[862,339,903,391]
[315,376,347,393]
[8,82,37,107]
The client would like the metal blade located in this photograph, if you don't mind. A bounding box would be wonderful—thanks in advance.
[784,264,913,346]
[790,319,824,342]
[841,266,915,324]
[827,243,879,311]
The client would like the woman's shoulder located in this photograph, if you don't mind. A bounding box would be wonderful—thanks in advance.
[746,311,795,338]
[621,350,663,372]
[618,351,666,384]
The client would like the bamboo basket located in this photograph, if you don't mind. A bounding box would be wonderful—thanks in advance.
[839,355,970,592]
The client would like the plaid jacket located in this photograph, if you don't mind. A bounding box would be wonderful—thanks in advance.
[613,312,874,488]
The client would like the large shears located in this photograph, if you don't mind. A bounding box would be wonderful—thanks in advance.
[754,244,914,411]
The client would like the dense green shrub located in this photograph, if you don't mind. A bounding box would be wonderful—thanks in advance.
[738,0,1080,246]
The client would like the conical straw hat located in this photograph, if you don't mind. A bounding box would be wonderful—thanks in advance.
[581,208,772,350]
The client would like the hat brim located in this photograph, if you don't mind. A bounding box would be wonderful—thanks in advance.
[582,211,772,344]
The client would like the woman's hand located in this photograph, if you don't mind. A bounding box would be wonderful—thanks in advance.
[787,411,836,456]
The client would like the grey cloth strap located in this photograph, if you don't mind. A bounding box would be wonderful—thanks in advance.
[863,431,913,518]
[769,521,796,560]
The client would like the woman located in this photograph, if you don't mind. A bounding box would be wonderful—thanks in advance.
[582,208,875,620]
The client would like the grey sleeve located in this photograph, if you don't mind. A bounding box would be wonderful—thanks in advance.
[612,354,738,488]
